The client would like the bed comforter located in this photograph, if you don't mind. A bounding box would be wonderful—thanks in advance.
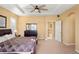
[0,37,36,54]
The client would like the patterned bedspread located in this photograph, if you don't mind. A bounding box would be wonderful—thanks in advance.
[0,37,36,54]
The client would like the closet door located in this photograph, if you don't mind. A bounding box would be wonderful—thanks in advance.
[55,20,61,42]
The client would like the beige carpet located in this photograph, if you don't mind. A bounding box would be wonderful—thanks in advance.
[36,39,76,54]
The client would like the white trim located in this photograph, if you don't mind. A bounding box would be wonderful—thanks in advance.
[38,38,45,40]
[63,42,75,45]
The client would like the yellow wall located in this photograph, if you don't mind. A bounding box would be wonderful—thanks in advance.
[18,16,56,39]
[0,7,18,30]
[62,15,75,45]
[73,5,79,52]
[60,5,76,45]
[75,12,79,52]
[60,5,79,52]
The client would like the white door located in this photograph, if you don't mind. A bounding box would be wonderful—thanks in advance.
[55,20,61,42]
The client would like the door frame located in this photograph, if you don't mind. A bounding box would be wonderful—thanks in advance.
[45,21,55,40]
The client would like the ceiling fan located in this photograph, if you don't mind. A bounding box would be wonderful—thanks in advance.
[16,4,48,13]
[30,4,48,13]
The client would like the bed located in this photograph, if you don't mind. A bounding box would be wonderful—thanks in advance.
[0,29,37,54]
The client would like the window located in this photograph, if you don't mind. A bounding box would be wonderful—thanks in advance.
[26,23,37,30]
[10,17,16,30]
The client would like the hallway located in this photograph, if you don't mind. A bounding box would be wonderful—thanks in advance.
[36,39,76,54]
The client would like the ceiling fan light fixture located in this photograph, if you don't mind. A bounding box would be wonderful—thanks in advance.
[35,9,38,12]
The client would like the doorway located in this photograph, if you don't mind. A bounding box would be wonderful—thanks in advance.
[46,22,55,40]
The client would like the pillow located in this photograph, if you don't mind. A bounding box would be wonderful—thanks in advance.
[0,36,6,43]
[3,34,15,40]
[4,35,10,39]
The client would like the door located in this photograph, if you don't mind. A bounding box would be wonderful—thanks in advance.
[55,20,61,42]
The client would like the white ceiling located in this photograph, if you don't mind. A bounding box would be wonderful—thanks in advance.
[0,4,75,16]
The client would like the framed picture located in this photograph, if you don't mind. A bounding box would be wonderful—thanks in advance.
[0,15,7,28]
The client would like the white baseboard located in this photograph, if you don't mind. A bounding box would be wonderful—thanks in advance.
[63,42,75,45]
[38,38,45,40]
[45,37,53,40]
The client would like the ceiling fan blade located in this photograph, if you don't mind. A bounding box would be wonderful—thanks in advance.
[30,4,36,8]
[30,9,35,12]
[24,7,33,10]
[39,5,46,8]
[41,8,48,11]
[38,10,41,13]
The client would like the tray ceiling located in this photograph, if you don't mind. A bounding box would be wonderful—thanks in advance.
[0,4,75,16]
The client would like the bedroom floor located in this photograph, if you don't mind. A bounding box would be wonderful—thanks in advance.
[36,39,77,54]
